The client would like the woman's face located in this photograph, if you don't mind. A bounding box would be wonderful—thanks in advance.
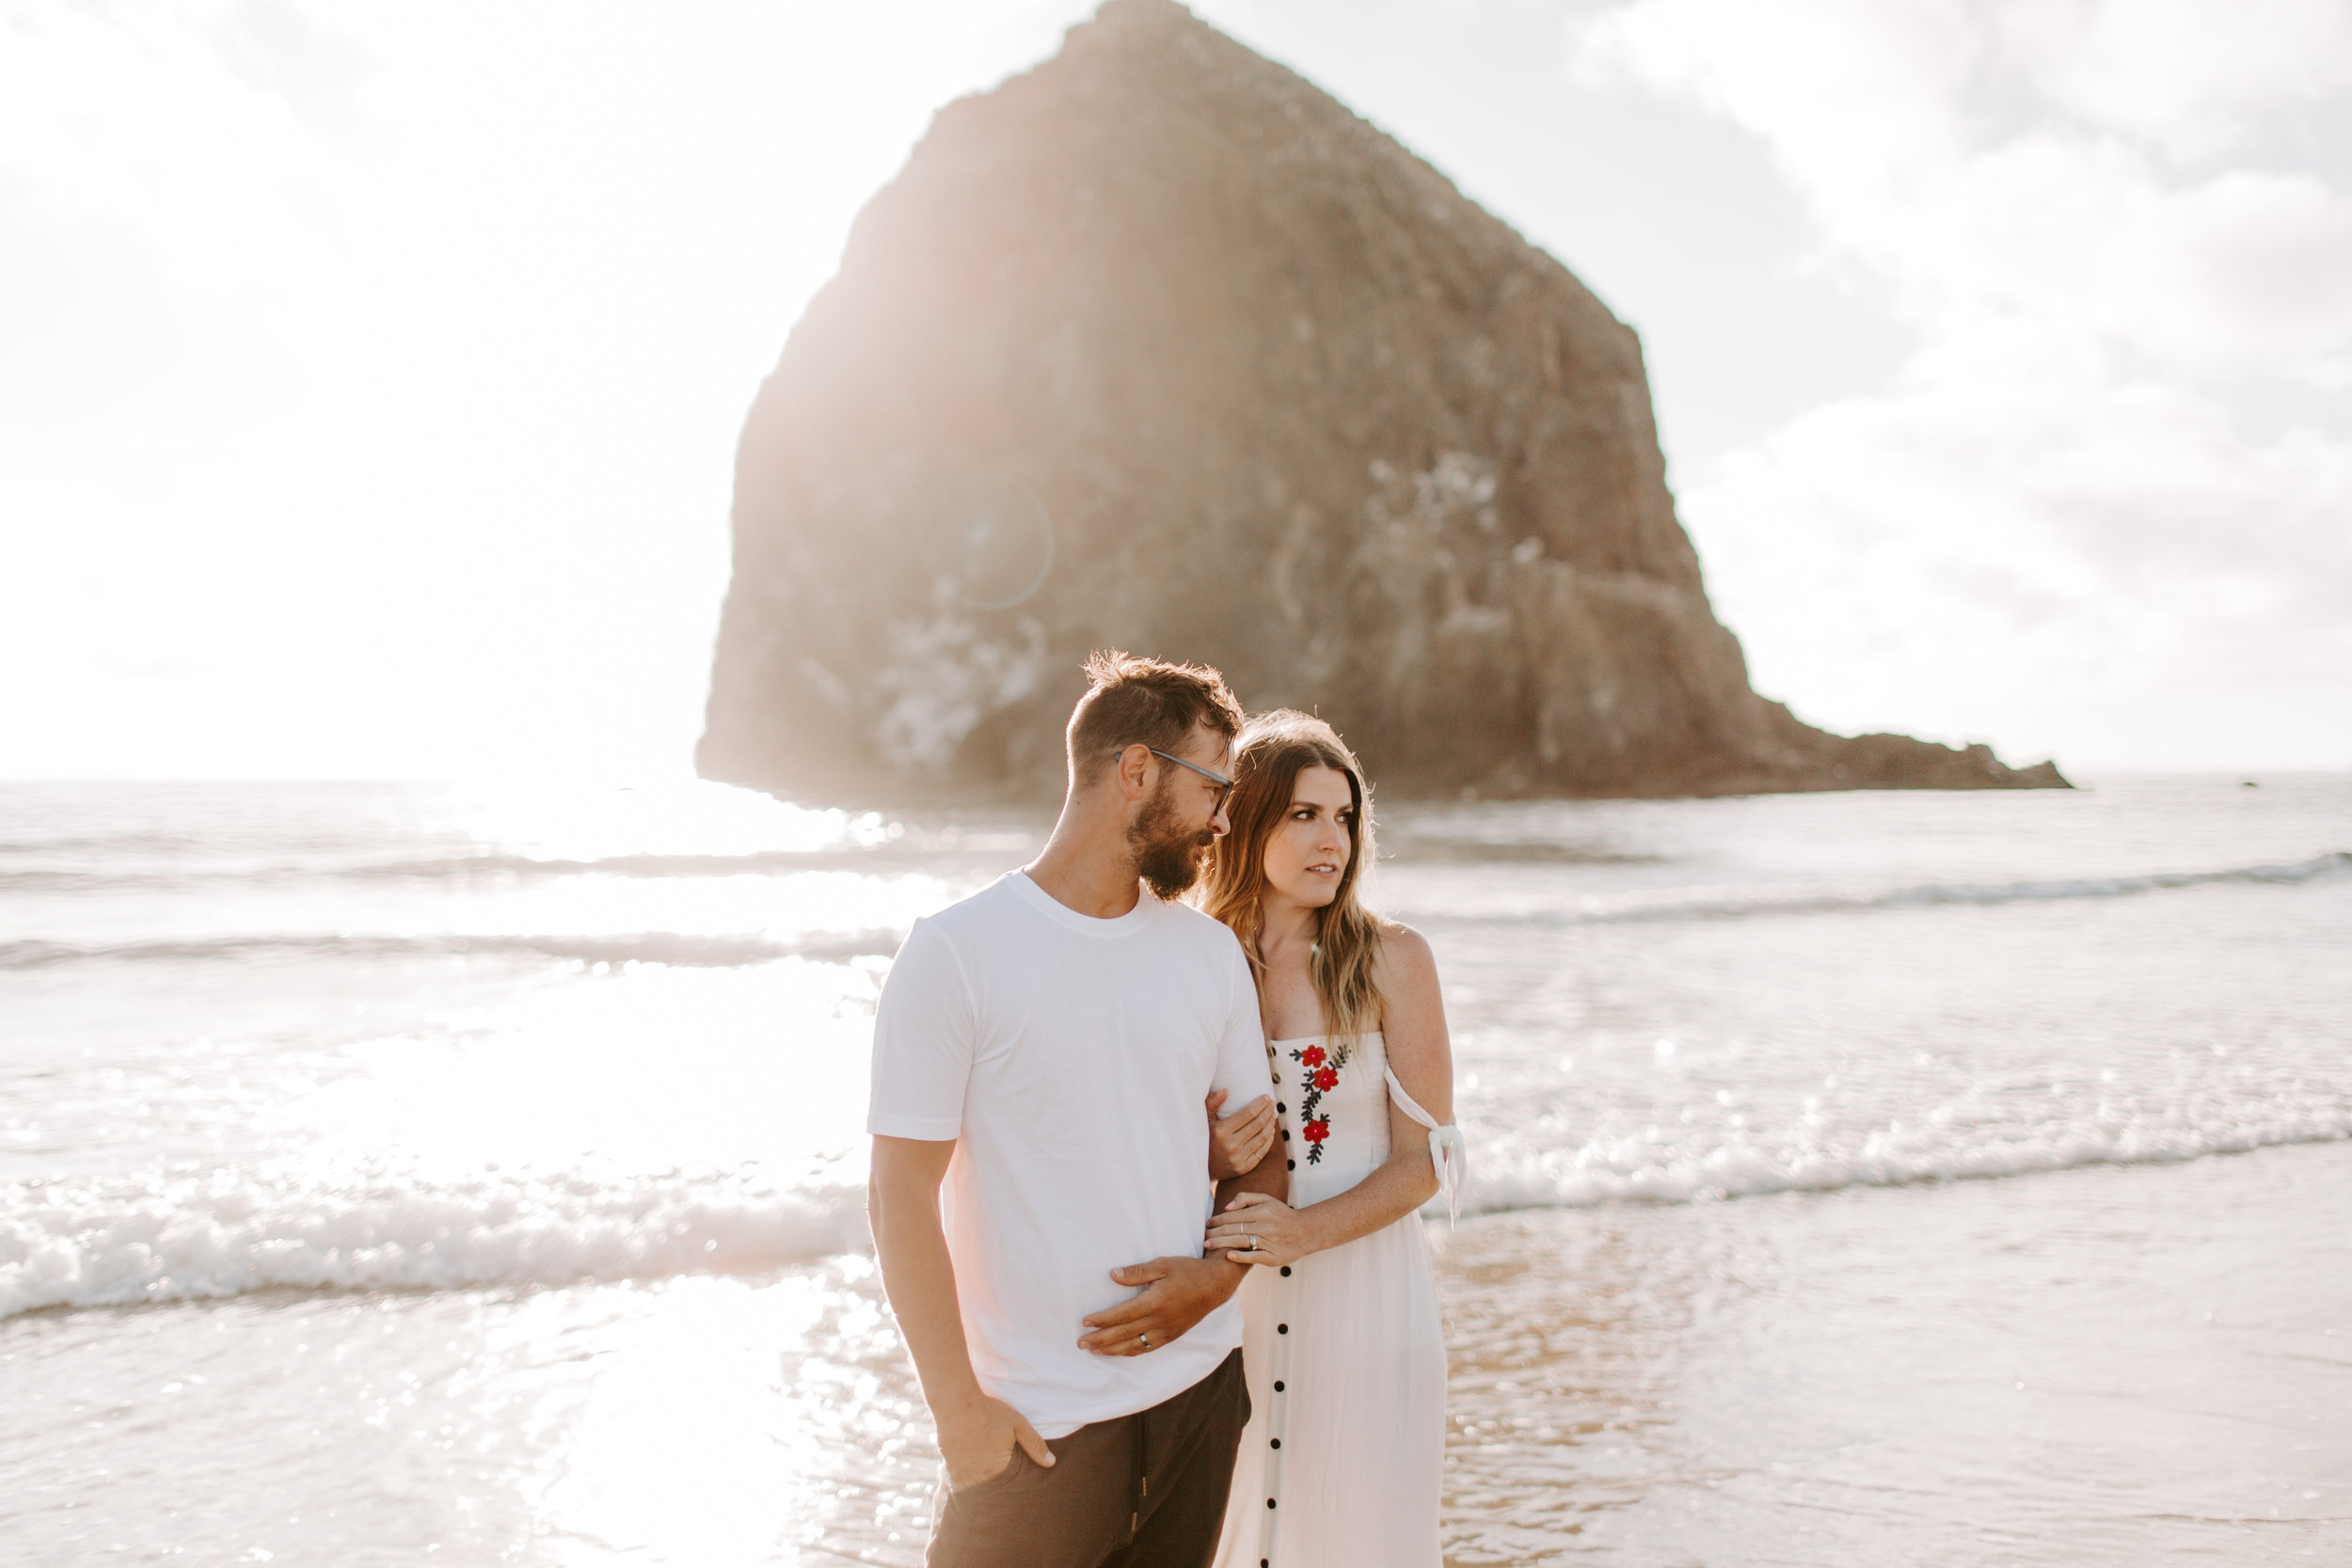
[1260,765,1356,910]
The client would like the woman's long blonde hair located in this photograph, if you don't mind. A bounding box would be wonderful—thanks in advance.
[1199,711,1389,1057]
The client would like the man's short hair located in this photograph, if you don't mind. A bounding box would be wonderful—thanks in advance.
[1065,650,1245,782]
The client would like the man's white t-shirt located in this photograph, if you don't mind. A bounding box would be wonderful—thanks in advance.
[867,871,1274,1438]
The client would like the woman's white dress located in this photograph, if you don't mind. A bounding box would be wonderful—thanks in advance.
[1212,1031,1456,1568]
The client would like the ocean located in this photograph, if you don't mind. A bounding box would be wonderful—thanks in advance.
[3,775,2347,1565]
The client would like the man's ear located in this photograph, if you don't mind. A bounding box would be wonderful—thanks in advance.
[1114,743,1153,801]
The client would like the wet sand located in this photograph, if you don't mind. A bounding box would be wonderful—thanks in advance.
[1438,1137,2352,1565]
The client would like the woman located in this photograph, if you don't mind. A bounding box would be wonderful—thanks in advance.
[1198,711,1465,1568]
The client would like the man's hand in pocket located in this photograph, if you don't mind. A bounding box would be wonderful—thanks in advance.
[937,1391,1055,1490]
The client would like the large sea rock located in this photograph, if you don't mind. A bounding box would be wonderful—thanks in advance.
[697,0,2067,801]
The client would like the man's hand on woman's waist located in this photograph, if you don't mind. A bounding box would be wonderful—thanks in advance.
[1075,1253,1248,1356]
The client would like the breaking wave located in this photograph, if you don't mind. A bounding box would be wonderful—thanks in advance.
[8,1101,2344,1321]
[0,1166,873,1321]
[1470,1103,2352,1214]
[1408,849,2352,928]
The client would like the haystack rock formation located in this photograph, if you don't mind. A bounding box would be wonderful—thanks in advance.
[698,0,2068,801]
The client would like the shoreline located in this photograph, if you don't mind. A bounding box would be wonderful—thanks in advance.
[8,1143,2344,1564]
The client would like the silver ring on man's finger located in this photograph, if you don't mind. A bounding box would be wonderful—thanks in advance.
[1138,1331,1151,1350]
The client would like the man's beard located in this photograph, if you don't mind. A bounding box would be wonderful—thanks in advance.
[1128,777,1215,900]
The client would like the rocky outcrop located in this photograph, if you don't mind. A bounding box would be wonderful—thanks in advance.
[697,0,2067,801]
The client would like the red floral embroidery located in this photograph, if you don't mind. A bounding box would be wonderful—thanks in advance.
[1285,1037,1350,1164]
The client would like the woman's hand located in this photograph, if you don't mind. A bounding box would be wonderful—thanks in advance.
[1204,1190,1318,1268]
[1205,1089,1277,1180]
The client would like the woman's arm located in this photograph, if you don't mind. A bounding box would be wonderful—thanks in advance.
[1205,927,1454,1265]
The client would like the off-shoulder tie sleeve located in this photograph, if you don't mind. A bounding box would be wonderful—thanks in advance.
[1384,1067,1467,1224]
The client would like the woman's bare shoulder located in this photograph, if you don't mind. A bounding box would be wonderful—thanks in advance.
[1375,922,1447,1034]
[1374,921,1452,1110]
[1377,921,1440,990]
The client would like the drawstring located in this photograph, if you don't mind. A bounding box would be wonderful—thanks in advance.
[1131,1403,1147,1537]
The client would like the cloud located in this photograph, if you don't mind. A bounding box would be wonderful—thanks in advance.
[0,1,357,294]
[1573,0,2352,766]
[1994,0,2352,158]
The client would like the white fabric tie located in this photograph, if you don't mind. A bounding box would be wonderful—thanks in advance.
[1383,1068,1468,1224]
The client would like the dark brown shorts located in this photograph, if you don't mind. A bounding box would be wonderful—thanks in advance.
[927,1350,1250,1568]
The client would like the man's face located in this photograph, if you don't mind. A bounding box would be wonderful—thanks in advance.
[1127,727,1234,899]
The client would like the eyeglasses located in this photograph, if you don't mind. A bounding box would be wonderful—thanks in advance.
[1146,747,1234,808]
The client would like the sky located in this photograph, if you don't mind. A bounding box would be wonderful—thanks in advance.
[2,0,2347,781]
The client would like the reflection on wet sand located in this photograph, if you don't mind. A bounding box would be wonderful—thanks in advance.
[778,1139,2352,1565]
[1437,1217,1714,1559]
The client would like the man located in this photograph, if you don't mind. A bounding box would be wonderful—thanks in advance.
[867,650,1286,1568]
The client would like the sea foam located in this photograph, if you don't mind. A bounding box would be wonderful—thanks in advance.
[1469,1102,2352,1214]
[0,1166,873,1321]
[10,1104,2347,1320]
[1405,849,2352,929]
